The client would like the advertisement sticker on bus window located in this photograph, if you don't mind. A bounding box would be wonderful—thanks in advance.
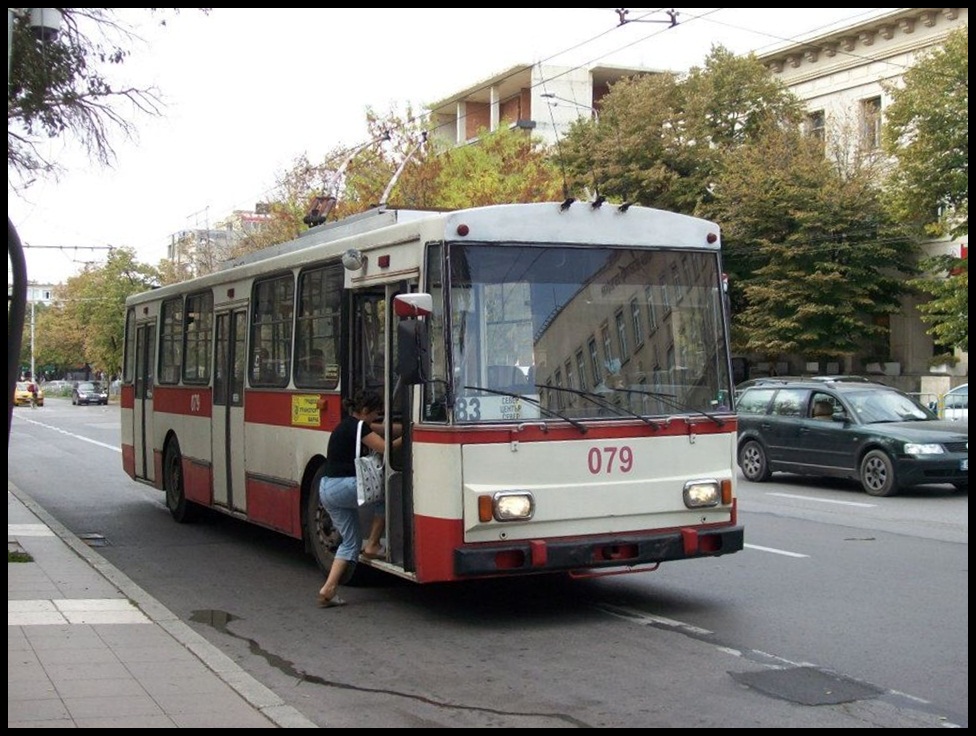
[292,395,323,427]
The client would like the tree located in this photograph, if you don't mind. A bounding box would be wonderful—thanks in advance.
[883,26,968,353]
[911,254,968,352]
[705,128,916,360]
[882,26,968,239]
[418,124,563,209]
[8,8,206,184]
[556,46,804,214]
[40,249,160,378]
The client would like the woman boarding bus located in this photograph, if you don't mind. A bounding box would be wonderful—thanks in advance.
[121,202,743,584]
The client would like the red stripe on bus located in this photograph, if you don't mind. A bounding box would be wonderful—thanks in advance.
[183,457,212,506]
[413,515,464,582]
[120,384,134,409]
[244,391,341,430]
[153,385,213,417]
[121,443,135,477]
[412,417,737,444]
[245,476,302,537]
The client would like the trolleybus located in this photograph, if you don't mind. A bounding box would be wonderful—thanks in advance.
[121,201,743,583]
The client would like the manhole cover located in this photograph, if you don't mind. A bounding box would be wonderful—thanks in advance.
[730,666,883,705]
[78,533,109,548]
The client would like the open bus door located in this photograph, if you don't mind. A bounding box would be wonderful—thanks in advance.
[348,282,414,572]
[132,321,156,482]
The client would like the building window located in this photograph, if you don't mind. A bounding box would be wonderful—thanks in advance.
[588,337,602,386]
[575,350,588,392]
[630,297,644,347]
[615,309,629,363]
[861,96,882,150]
[645,285,657,330]
[806,109,825,142]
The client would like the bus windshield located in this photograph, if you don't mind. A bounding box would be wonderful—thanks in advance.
[432,243,732,423]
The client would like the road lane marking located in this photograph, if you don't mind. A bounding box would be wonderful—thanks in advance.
[744,543,809,558]
[12,416,120,452]
[767,492,874,508]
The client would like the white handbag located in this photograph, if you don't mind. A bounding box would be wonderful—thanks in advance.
[354,420,384,506]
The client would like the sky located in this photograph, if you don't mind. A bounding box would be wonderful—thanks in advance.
[8,7,895,285]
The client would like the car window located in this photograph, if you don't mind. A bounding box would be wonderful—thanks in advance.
[845,389,930,423]
[944,385,967,409]
[771,388,807,417]
[737,388,776,415]
[809,392,839,419]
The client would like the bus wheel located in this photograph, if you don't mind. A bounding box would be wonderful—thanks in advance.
[164,439,196,523]
[305,470,356,585]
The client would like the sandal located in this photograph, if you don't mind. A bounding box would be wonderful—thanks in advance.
[316,593,346,608]
[361,548,386,559]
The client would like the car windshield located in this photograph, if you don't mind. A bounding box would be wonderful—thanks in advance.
[845,389,932,423]
[78,383,96,392]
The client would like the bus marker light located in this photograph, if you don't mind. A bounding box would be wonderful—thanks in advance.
[721,478,732,505]
[493,492,534,521]
[683,479,720,508]
[456,223,469,236]
[478,495,493,522]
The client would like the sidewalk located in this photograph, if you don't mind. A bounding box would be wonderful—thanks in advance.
[8,482,318,728]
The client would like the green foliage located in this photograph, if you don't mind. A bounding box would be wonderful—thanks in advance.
[556,46,803,213]
[34,249,160,378]
[910,254,968,352]
[882,27,968,238]
[8,9,205,182]
[704,127,916,358]
[422,125,563,208]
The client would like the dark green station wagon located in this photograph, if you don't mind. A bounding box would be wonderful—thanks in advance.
[735,379,968,496]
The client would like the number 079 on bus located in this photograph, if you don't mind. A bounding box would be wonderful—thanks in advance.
[120,201,743,585]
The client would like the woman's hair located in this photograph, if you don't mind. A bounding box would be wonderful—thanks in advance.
[343,389,383,414]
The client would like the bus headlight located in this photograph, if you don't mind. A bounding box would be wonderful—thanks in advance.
[683,479,720,508]
[479,491,535,522]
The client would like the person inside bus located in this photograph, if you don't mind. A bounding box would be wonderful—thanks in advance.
[317,388,402,608]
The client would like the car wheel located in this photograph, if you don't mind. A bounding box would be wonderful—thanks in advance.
[859,449,898,496]
[739,439,771,482]
[164,438,197,522]
[304,467,357,585]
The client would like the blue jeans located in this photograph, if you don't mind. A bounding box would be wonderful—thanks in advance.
[319,476,384,562]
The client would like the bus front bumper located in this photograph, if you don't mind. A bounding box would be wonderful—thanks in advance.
[453,525,744,578]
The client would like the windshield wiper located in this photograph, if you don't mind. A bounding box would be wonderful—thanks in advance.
[612,387,727,427]
[535,384,663,430]
[461,385,587,434]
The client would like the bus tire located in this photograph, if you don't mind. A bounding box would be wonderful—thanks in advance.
[164,438,196,523]
[305,468,357,585]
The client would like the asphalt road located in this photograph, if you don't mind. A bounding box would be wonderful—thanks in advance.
[9,400,968,727]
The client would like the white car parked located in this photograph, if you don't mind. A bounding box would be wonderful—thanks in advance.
[940,383,968,422]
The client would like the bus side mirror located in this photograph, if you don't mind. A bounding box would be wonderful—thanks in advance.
[397,320,430,386]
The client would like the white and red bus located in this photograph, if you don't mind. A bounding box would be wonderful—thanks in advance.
[121,202,743,583]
